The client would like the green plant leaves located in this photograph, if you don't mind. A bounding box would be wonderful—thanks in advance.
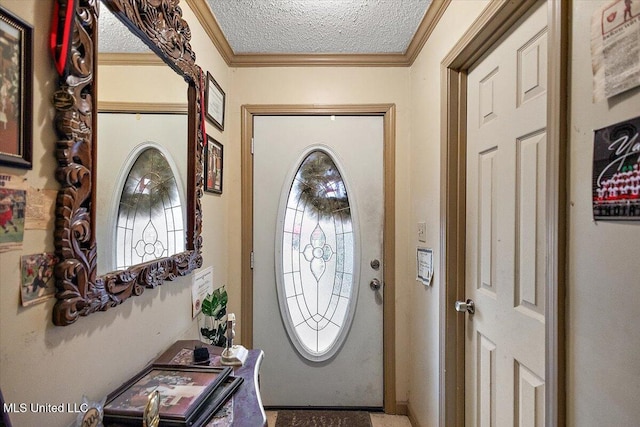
[200,286,229,347]
[201,286,228,319]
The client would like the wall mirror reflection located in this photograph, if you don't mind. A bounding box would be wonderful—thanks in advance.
[51,0,203,326]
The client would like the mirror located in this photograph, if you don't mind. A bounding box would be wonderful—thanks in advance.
[50,0,204,326]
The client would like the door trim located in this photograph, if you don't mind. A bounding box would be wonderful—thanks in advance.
[439,1,567,426]
[241,104,397,413]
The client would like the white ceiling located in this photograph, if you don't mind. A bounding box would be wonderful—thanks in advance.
[205,0,432,54]
[99,0,433,55]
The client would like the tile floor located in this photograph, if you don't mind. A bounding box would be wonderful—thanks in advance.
[265,411,412,426]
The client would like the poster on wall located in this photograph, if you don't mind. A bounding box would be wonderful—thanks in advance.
[0,176,25,252]
[592,116,640,220]
[591,0,640,101]
[20,252,58,306]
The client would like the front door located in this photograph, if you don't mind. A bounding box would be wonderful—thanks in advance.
[252,115,384,408]
[463,1,547,425]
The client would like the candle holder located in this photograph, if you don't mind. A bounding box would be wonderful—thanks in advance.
[220,313,248,366]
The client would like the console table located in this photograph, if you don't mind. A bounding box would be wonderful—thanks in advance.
[153,340,267,427]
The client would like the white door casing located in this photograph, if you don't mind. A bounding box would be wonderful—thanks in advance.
[252,115,384,408]
[464,1,547,425]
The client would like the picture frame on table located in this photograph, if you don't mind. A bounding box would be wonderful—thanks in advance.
[103,364,232,426]
[205,71,225,131]
[205,136,223,194]
[0,7,32,169]
[184,375,244,427]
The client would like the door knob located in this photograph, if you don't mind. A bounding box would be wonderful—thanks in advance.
[370,278,382,291]
[454,299,475,314]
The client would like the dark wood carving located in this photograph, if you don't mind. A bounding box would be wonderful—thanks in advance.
[51,0,203,326]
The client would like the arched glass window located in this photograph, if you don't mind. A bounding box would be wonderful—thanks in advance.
[115,147,184,270]
[276,149,358,362]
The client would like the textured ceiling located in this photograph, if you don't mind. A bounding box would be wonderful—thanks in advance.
[98,4,150,53]
[98,0,433,56]
[206,0,432,54]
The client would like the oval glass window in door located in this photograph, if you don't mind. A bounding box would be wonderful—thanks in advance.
[276,149,358,362]
[115,147,185,270]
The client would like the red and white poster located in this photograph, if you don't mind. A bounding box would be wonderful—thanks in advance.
[592,116,640,219]
[591,0,640,101]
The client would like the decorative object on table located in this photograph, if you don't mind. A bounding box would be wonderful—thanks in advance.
[20,252,58,306]
[592,116,640,220]
[204,136,223,194]
[103,365,232,427]
[73,396,104,427]
[0,6,32,169]
[205,71,225,131]
[0,388,12,427]
[221,313,248,366]
[275,410,372,427]
[200,286,228,347]
[195,376,243,426]
[168,347,221,367]
[143,389,160,427]
[193,346,210,364]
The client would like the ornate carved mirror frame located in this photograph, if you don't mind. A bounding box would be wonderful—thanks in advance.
[51,0,203,326]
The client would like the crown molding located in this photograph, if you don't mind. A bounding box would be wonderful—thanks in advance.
[185,0,450,67]
[185,0,234,64]
[97,101,187,114]
[230,53,410,67]
[405,0,451,64]
[99,52,163,66]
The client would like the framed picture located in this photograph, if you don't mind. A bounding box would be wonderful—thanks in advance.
[205,136,223,194]
[103,365,232,426]
[0,388,12,427]
[205,71,225,131]
[0,7,32,169]
[592,116,640,220]
[20,252,58,307]
[187,375,243,426]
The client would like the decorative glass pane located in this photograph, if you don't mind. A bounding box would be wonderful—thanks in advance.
[115,148,184,270]
[277,150,356,361]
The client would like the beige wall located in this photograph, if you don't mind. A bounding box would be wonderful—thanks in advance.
[227,66,413,402]
[0,1,230,426]
[406,1,640,426]
[567,1,640,425]
[407,1,489,424]
[3,0,640,426]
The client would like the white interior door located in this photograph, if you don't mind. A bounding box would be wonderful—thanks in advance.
[253,115,384,408]
[464,1,547,425]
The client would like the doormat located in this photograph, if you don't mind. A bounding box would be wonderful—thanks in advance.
[274,410,372,427]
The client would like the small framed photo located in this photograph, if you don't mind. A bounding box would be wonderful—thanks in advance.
[205,71,225,131]
[104,365,232,426]
[0,7,32,169]
[20,252,58,306]
[205,136,223,194]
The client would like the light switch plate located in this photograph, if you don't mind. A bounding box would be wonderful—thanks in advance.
[417,222,426,242]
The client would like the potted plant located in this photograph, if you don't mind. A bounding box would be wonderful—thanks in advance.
[200,286,228,347]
